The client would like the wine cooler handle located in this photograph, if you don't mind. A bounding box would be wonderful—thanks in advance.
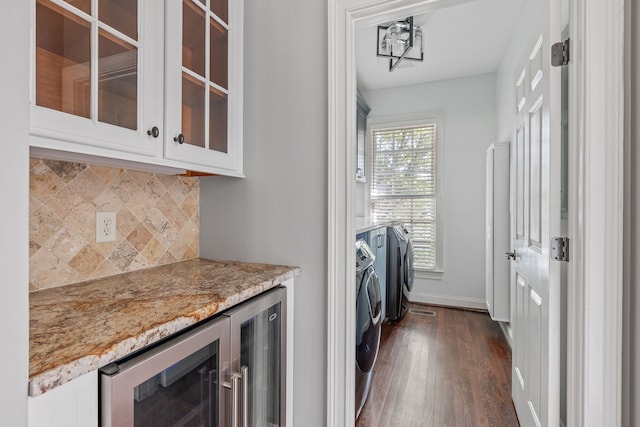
[208,369,216,427]
[241,366,249,427]
[223,373,241,427]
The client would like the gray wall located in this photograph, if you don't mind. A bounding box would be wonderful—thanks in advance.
[199,0,327,425]
[0,0,30,425]
[624,0,639,424]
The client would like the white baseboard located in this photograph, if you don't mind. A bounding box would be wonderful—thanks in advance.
[498,321,512,349]
[407,292,487,311]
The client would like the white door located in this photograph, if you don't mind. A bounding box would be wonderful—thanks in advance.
[509,0,562,425]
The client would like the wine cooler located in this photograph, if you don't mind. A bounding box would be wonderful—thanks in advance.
[100,286,286,427]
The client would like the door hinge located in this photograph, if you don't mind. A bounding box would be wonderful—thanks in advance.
[551,237,569,262]
[551,38,570,67]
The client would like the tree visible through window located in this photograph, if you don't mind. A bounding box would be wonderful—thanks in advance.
[371,123,439,270]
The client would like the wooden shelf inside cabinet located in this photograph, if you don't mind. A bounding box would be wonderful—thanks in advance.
[36,0,90,28]
[98,27,136,52]
[182,71,206,87]
[184,0,207,16]
[36,0,138,41]
[183,0,230,24]
[181,171,216,177]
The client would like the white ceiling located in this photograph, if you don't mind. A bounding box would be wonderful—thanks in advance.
[355,0,525,91]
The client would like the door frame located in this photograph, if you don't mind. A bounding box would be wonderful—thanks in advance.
[327,0,625,426]
[566,0,625,425]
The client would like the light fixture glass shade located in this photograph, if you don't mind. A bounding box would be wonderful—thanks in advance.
[411,27,423,59]
[376,17,423,71]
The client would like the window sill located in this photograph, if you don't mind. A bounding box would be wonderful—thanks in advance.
[414,269,444,280]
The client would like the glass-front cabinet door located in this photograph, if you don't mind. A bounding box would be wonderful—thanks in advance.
[31,0,162,158]
[164,0,243,176]
[227,287,287,427]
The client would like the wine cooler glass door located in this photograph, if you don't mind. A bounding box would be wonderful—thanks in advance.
[100,316,231,427]
[132,342,220,426]
[228,287,287,427]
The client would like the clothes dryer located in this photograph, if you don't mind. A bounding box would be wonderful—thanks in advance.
[386,225,415,321]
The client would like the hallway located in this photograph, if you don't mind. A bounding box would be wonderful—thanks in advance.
[356,303,519,427]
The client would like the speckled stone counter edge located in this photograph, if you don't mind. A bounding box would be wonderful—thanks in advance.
[28,259,300,396]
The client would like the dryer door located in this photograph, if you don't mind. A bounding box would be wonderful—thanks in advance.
[404,239,415,292]
[356,268,382,373]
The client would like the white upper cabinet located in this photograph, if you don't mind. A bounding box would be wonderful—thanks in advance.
[164,0,243,176]
[31,0,164,162]
[30,0,243,177]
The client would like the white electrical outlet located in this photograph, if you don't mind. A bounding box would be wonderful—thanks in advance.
[96,212,116,243]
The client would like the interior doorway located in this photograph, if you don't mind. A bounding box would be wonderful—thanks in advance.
[328,0,625,425]
[351,0,569,425]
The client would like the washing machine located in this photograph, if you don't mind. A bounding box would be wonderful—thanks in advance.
[355,239,382,419]
[386,225,415,321]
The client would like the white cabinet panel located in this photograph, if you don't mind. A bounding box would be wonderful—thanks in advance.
[29,371,98,427]
[485,141,510,321]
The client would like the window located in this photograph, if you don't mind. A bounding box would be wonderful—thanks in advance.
[370,119,442,271]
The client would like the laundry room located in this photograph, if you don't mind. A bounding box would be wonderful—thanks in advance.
[351,0,532,423]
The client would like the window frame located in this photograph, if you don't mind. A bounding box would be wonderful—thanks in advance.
[367,112,444,274]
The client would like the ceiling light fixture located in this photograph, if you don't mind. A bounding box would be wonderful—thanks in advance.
[376,16,423,72]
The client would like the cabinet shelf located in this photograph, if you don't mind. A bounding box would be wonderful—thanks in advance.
[36,0,91,31]
[98,25,138,51]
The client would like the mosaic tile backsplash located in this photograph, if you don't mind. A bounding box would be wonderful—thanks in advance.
[29,159,200,291]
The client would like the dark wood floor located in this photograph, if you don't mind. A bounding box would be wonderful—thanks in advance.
[355,303,520,427]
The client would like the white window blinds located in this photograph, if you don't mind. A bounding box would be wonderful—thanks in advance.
[371,123,438,270]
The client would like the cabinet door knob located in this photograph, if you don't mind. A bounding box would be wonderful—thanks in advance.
[146,126,160,138]
[505,250,517,260]
[174,133,185,144]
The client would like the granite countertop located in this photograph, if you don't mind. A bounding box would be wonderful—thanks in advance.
[29,258,301,397]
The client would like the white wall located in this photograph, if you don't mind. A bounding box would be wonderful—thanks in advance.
[362,73,497,307]
[199,0,327,425]
[0,1,30,425]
